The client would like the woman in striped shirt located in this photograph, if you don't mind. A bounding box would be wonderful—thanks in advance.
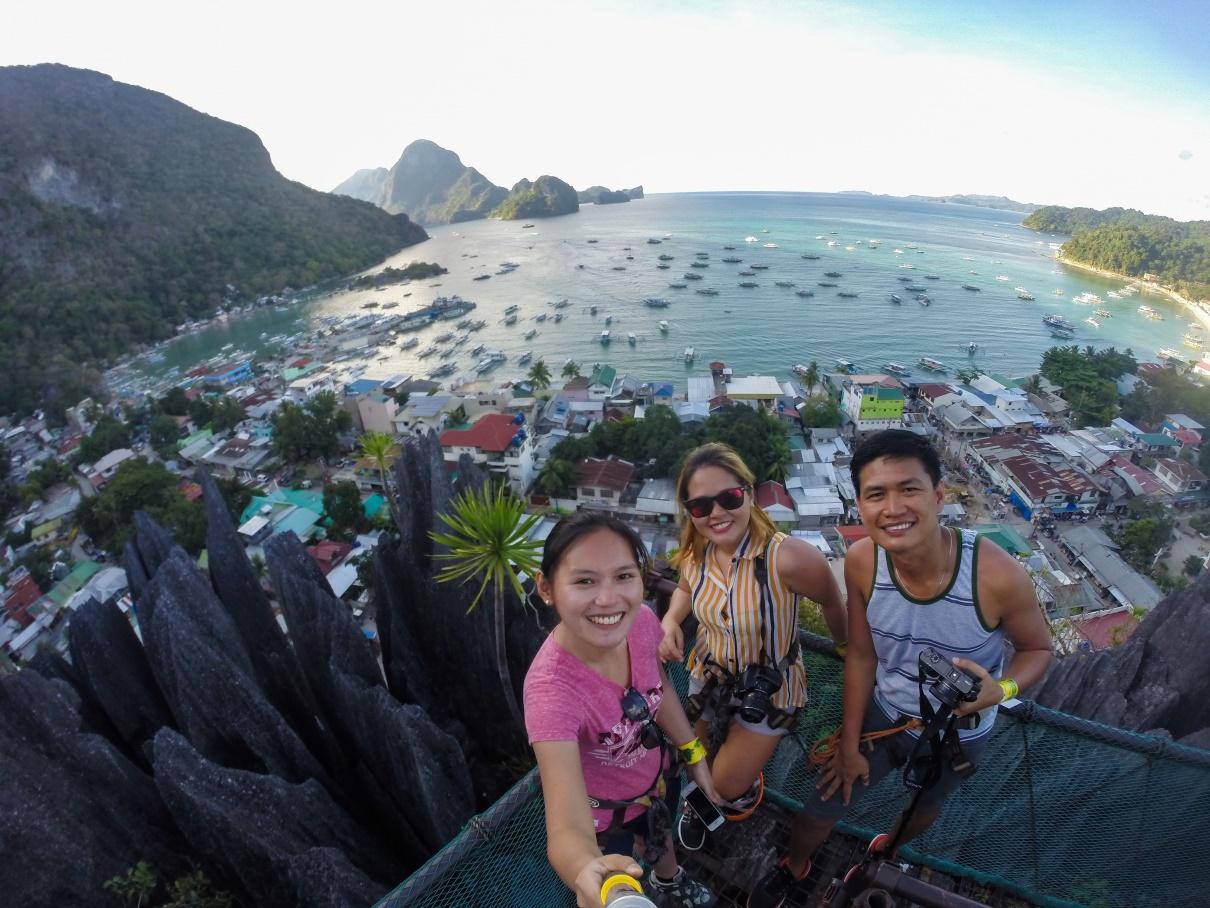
[658,443,847,848]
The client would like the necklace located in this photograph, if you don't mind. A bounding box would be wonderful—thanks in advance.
[895,527,953,600]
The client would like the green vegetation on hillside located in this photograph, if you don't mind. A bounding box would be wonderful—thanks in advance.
[349,262,447,289]
[491,175,579,220]
[0,64,428,417]
[1023,206,1210,301]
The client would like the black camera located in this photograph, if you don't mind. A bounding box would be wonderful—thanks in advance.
[736,664,784,724]
[917,647,981,709]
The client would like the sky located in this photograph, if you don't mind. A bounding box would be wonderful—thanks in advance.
[4,0,1209,219]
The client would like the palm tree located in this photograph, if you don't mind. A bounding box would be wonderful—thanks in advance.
[359,430,398,528]
[537,458,575,497]
[431,482,543,728]
[561,360,581,379]
[1023,374,1044,395]
[804,361,820,397]
[528,359,552,390]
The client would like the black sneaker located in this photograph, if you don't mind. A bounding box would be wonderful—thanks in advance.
[677,807,707,851]
[747,857,810,908]
[649,868,717,907]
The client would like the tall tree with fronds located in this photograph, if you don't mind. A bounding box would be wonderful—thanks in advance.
[561,360,581,379]
[359,430,398,529]
[804,361,820,397]
[431,482,543,728]
[528,359,552,390]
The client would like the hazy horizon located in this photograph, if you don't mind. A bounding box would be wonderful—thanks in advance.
[4,0,1208,220]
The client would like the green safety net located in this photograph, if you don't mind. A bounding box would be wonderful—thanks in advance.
[376,643,1210,908]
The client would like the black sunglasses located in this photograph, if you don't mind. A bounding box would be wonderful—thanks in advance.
[683,485,748,519]
[622,687,663,750]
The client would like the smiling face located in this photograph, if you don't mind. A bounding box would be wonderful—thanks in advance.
[685,464,752,552]
[536,527,645,655]
[856,455,945,552]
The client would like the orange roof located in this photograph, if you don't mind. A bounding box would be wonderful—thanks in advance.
[836,525,870,546]
[1075,610,1140,652]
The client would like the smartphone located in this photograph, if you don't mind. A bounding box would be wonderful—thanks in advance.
[682,781,726,832]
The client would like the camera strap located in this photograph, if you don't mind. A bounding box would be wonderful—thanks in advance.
[903,686,975,790]
[589,732,674,865]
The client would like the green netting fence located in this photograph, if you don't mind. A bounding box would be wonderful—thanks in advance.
[376,635,1210,908]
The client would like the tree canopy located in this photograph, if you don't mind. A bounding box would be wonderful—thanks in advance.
[78,458,205,554]
[1039,345,1136,427]
[270,392,352,463]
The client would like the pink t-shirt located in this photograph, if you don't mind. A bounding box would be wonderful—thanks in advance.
[524,604,666,832]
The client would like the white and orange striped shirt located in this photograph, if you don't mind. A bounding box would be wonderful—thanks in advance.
[683,531,807,711]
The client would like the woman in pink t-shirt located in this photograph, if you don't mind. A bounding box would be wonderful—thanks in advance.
[525,512,719,908]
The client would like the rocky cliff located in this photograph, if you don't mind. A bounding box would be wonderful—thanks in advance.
[0,434,553,906]
[492,174,579,220]
[1031,570,1210,748]
[332,140,508,225]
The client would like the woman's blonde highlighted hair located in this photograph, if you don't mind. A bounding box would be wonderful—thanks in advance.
[673,442,776,569]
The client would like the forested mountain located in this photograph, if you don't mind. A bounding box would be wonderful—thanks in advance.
[0,64,427,417]
[491,175,579,220]
[332,140,509,225]
[1024,206,1210,300]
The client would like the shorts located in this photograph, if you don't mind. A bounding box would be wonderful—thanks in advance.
[687,675,799,738]
[596,773,682,857]
[802,695,989,821]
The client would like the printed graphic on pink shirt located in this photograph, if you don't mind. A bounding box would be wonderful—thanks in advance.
[589,685,663,767]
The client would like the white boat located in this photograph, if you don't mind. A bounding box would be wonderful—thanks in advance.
[659,320,669,332]
[524,328,538,339]
[1085,317,1101,327]
[918,356,947,372]
[1094,309,1112,318]
[684,346,695,362]
[503,304,519,315]
[503,314,517,325]
[628,332,637,345]
[399,336,420,350]
[1157,348,1187,363]
[836,358,856,373]
[964,341,979,355]
[518,350,532,364]
[996,275,1010,282]
[884,361,911,376]
[762,242,779,248]
[744,236,759,243]
[600,330,611,344]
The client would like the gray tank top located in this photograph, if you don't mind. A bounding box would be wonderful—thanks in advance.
[868,528,1005,741]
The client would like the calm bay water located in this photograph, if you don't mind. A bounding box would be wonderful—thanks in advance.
[139,192,1194,389]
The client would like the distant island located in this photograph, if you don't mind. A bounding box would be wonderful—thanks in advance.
[840,190,1040,213]
[0,64,427,417]
[334,140,632,225]
[1024,205,1210,302]
[348,262,447,290]
[492,175,579,220]
[576,185,644,205]
[332,140,508,226]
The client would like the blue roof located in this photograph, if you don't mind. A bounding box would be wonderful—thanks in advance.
[345,378,382,395]
[649,381,675,398]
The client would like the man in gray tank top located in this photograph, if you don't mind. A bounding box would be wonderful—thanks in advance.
[748,430,1053,908]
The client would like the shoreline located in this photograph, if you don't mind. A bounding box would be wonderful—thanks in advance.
[1056,254,1210,334]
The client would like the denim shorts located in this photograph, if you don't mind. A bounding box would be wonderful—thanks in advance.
[802,695,989,820]
[596,774,683,857]
[687,675,798,738]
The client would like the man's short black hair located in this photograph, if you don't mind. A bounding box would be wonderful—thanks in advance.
[850,430,942,495]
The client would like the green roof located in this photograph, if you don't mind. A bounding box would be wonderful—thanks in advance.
[178,428,213,451]
[273,507,321,541]
[1139,432,1179,447]
[975,523,1033,556]
[241,489,327,523]
[46,560,103,608]
[590,365,616,388]
[363,494,385,518]
[281,361,324,382]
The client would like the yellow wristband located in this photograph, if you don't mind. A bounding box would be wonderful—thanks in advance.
[678,737,707,766]
[601,873,642,905]
[998,678,1019,701]
[835,642,849,658]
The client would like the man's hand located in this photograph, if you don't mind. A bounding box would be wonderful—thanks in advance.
[657,618,684,663]
[574,855,643,907]
[816,748,870,806]
[951,657,1004,718]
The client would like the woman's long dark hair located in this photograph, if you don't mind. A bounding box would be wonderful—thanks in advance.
[541,511,651,582]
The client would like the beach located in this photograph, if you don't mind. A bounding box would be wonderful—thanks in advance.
[1057,254,1210,334]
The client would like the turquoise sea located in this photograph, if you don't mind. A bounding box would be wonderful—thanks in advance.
[134,192,1196,389]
